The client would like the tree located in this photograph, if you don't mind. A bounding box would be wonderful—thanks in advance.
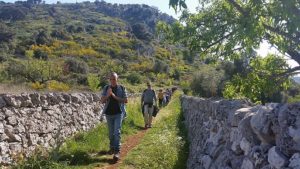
[0,23,14,43]
[0,6,27,21]
[131,23,153,41]
[167,0,300,76]
[190,64,225,97]
[223,54,290,104]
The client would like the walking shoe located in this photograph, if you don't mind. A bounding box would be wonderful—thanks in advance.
[113,152,120,161]
[144,124,148,129]
[148,124,152,128]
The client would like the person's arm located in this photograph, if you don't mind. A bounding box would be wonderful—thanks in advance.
[111,86,128,103]
[153,90,157,106]
[141,92,144,107]
[111,93,127,103]
[100,86,111,103]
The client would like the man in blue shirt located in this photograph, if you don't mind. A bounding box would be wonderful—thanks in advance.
[141,82,157,129]
[101,72,128,161]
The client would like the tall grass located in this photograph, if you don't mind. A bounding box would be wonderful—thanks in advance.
[120,91,189,169]
[14,97,144,168]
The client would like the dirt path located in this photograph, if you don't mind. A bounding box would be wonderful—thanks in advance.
[95,128,147,169]
[94,106,166,169]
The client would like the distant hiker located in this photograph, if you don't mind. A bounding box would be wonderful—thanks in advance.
[141,81,157,129]
[165,89,171,104]
[158,89,164,108]
[100,72,128,161]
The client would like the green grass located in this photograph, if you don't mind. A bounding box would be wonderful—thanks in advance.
[14,97,144,169]
[120,91,189,169]
[288,94,300,103]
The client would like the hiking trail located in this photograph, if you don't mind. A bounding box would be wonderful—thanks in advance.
[94,126,148,169]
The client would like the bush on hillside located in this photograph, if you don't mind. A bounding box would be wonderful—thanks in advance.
[33,49,48,60]
[0,23,14,43]
[0,6,27,21]
[153,59,169,73]
[47,80,70,91]
[131,23,152,41]
[190,64,225,97]
[87,74,100,91]
[6,59,63,83]
[64,58,89,74]
[127,72,142,84]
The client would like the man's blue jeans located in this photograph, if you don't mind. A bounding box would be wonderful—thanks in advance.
[106,113,123,152]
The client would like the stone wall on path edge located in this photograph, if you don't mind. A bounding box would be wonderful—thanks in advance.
[181,95,300,169]
[0,92,103,165]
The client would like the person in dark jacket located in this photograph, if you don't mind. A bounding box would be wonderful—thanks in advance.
[100,72,128,161]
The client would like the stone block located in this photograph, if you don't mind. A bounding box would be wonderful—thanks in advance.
[268,146,288,169]
[0,121,4,134]
[250,105,276,144]
[0,96,7,108]
[241,157,254,169]
[289,153,300,169]
[288,126,300,143]
[240,137,252,155]
[201,155,212,169]
[229,107,257,127]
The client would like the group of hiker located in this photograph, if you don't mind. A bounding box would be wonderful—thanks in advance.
[100,72,173,162]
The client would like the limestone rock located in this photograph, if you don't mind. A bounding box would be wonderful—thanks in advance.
[241,158,254,169]
[2,94,23,107]
[201,155,212,169]
[268,146,288,169]
[240,137,252,155]
[289,153,300,169]
[250,105,276,144]
[0,122,4,134]
[29,93,41,106]
[238,113,260,149]
[288,126,300,143]
[229,106,258,127]
[0,96,7,108]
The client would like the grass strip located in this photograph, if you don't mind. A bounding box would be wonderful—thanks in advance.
[120,91,189,169]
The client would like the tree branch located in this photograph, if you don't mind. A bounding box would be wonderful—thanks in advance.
[226,0,248,16]
[204,30,236,49]
[263,24,300,45]
[277,66,300,77]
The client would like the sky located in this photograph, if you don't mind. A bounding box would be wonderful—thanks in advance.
[3,0,299,68]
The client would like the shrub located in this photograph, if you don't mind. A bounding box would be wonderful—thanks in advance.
[190,64,225,97]
[33,49,48,60]
[6,59,63,83]
[153,59,169,73]
[180,80,191,95]
[0,23,14,43]
[64,58,89,74]
[127,72,142,84]
[35,30,51,45]
[87,74,100,92]
[50,29,70,40]
[31,81,45,90]
[47,80,70,91]
[0,6,27,21]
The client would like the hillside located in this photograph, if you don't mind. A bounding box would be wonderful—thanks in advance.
[0,0,196,92]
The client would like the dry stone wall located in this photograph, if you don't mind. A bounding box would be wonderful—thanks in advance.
[181,95,300,169]
[0,93,103,165]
